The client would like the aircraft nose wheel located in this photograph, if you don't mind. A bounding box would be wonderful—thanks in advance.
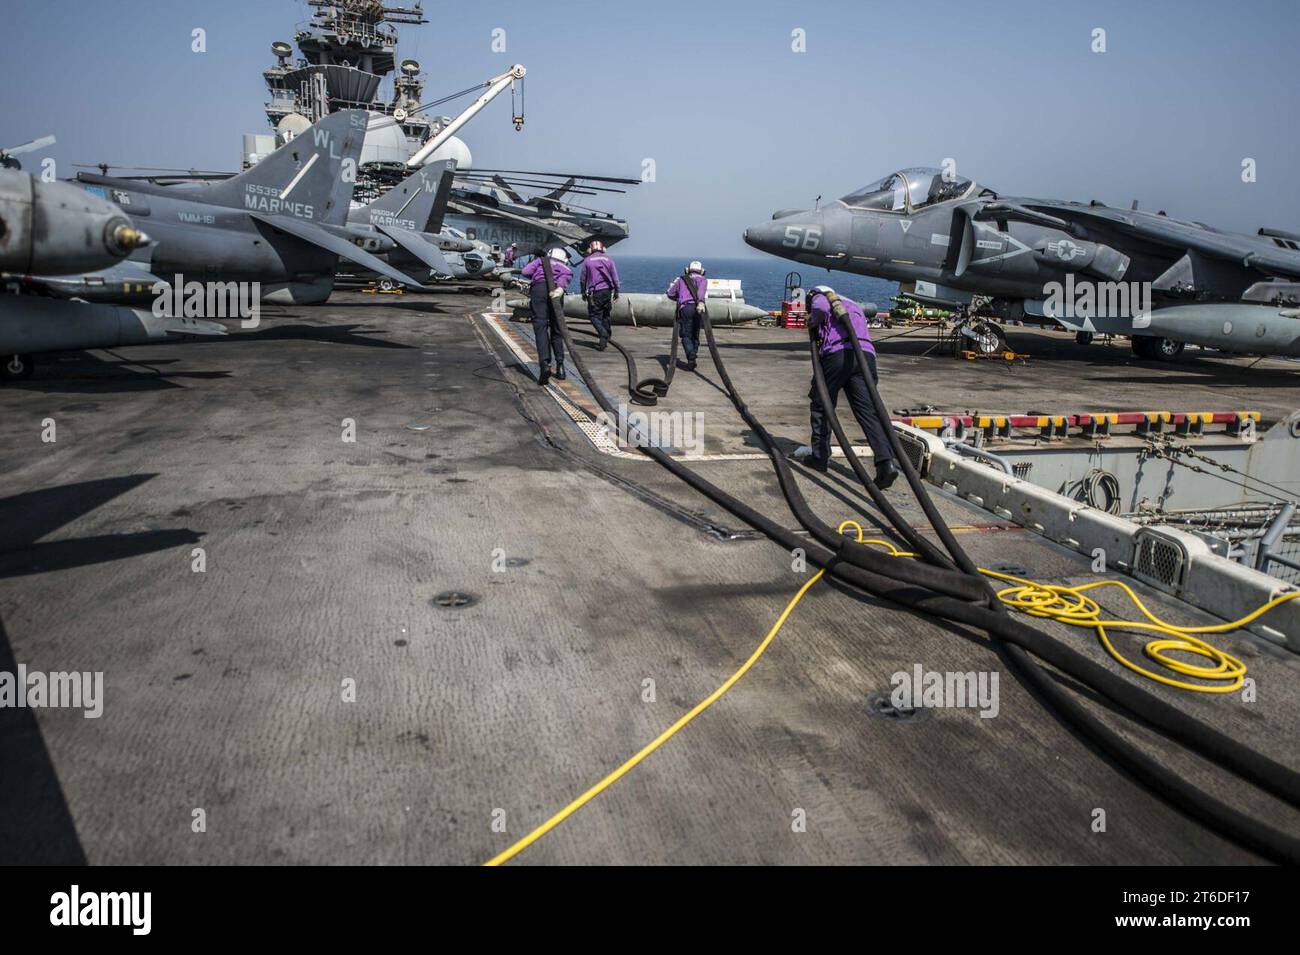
[1,354,35,382]
[1075,331,1095,346]
[954,319,1008,357]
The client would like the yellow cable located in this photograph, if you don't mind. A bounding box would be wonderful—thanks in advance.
[829,523,1291,694]
[484,520,1294,865]
[837,523,1292,695]
[483,551,837,866]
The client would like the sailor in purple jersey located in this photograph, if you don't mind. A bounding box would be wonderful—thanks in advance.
[665,261,708,370]
[521,247,574,385]
[805,286,899,488]
[579,240,620,350]
[503,243,517,267]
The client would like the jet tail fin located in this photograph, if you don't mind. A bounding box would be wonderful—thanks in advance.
[199,110,368,227]
[354,160,456,234]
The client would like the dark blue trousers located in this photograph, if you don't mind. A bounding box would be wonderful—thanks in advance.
[809,348,894,467]
[676,303,700,361]
[587,288,614,340]
[530,283,565,368]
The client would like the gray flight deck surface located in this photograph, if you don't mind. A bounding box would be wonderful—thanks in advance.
[1,290,1298,865]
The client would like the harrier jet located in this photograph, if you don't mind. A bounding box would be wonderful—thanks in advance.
[50,110,426,305]
[0,166,223,379]
[744,166,1300,360]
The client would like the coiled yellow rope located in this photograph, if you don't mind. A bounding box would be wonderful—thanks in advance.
[838,519,1294,695]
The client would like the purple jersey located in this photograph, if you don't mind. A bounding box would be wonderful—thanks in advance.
[666,273,707,306]
[522,257,573,289]
[809,294,876,357]
[579,253,620,292]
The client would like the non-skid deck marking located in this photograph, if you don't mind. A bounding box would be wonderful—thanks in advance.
[478,312,872,464]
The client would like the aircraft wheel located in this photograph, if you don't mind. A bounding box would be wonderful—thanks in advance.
[1155,337,1185,359]
[964,320,1008,356]
[1075,331,1095,346]
[378,278,396,292]
[1,354,35,382]
[1131,335,1183,361]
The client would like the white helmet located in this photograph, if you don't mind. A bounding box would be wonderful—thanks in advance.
[688,260,704,274]
[549,247,568,262]
[588,240,605,253]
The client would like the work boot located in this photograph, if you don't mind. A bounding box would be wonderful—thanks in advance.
[684,356,697,371]
[806,457,829,474]
[554,362,567,381]
[597,335,608,351]
[538,365,550,386]
[875,458,901,489]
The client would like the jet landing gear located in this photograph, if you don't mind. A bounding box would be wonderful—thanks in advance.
[943,316,1008,357]
[1,354,35,382]
[1130,335,1185,361]
[960,319,1009,356]
[923,308,1011,360]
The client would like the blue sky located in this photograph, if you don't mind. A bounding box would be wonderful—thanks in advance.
[2,0,1297,256]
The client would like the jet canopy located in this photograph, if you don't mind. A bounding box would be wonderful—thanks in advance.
[839,167,983,213]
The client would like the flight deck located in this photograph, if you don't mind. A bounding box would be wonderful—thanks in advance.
[1,290,1297,865]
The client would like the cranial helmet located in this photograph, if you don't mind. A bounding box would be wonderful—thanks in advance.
[688,260,704,274]
[549,247,568,262]
[588,240,605,253]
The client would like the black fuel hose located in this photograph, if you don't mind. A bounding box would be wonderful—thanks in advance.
[693,308,992,602]
[809,294,1300,861]
[535,255,1300,863]
[566,302,990,600]
[720,300,1300,811]
[828,295,993,586]
[802,328,955,570]
[573,321,679,407]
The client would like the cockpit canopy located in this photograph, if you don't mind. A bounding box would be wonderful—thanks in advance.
[839,167,988,213]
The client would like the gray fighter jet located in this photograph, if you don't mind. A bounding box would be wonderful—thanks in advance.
[57,110,426,304]
[0,167,223,379]
[744,166,1300,360]
[341,159,459,284]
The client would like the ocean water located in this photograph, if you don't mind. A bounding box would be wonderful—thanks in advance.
[564,254,898,312]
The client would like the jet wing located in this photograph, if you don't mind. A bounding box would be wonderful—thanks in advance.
[246,212,428,289]
[979,200,1300,279]
[374,224,452,276]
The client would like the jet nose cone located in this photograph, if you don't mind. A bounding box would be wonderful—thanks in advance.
[744,211,820,256]
[743,220,781,253]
